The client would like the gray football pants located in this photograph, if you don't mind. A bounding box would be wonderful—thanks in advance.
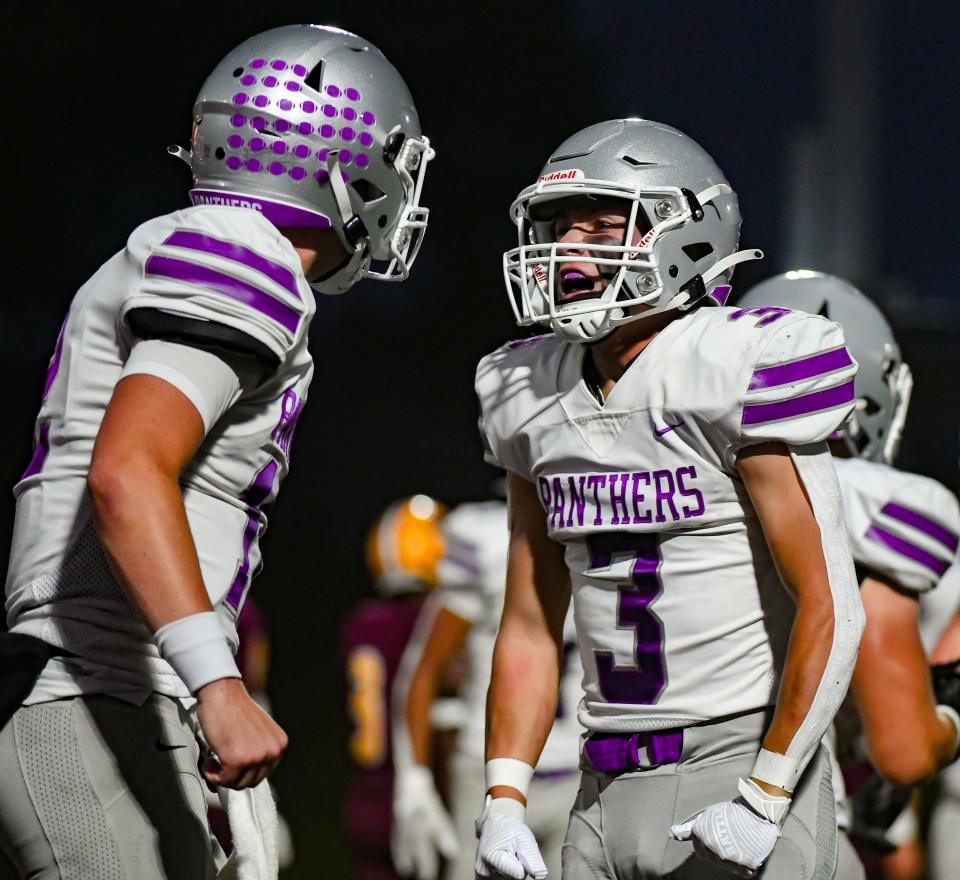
[0,694,223,879]
[563,711,839,880]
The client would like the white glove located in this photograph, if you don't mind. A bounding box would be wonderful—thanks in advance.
[670,782,787,878]
[391,765,459,879]
[475,797,547,880]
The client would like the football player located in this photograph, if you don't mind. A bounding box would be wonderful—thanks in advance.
[391,494,583,880]
[343,495,447,880]
[738,273,960,879]
[474,119,865,879]
[0,25,432,879]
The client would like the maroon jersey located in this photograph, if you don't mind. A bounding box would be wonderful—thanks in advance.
[341,595,426,878]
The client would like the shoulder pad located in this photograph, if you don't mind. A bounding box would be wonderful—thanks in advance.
[732,309,857,448]
[123,206,310,364]
[475,335,563,479]
[837,459,960,592]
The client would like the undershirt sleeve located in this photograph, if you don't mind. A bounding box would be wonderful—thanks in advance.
[120,339,244,434]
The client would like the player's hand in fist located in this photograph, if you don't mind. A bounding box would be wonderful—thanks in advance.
[475,797,547,880]
[391,765,459,879]
[670,779,790,877]
[196,677,288,789]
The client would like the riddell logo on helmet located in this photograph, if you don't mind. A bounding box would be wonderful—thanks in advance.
[538,169,584,183]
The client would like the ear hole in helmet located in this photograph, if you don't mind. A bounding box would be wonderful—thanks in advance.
[232,67,244,77]
[668,265,679,278]
[305,61,324,92]
[682,242,714,262]
[861,396,881,416]
[378,215,388,228]
[215,147,225,160]
[352,179,386,203]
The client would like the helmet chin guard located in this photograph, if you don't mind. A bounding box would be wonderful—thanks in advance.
[502,119,761,343]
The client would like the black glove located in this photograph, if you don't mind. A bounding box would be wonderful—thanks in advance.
[931,659,960,713]
[849,772,912,855]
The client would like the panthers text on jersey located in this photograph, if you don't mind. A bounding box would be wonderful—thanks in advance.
[435,500,583,772]
[834,458,960,594]
[4,204,314,704]
[476,305,857,733]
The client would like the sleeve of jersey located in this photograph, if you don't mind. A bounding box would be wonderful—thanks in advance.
[474,347,535,481]
[122,213,308,363]
[434,518,488,624]
[857,478,960,593]
[730,315,857,460]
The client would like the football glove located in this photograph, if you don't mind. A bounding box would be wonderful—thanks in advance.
[391,765,459,880]
[670,785,785,878]
[475,797,547,880]
[849,771,913,855]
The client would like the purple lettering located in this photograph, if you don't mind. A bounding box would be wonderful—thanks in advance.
[537,476,552,514]
[587,474,607,525]
[270,387,304,459]
[609,474,630,525]
[566,475,587,527]
[676,466,706,518]
[653,470,680,523]
[631,471,652,523]
[550,477,566,529]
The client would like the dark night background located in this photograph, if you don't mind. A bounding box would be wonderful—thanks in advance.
[1,2,957,877]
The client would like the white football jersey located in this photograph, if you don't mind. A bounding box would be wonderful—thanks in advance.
[476,305,857,733]
[436,500,583,772]
[834,458,960,594]
[5,205,314,704]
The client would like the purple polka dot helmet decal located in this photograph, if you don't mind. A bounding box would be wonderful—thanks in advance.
[185,23,434,283]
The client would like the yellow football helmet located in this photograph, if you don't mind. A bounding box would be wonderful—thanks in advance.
[365,494,446,595]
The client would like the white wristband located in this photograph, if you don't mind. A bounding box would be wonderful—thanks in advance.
[485,758,535,799]
[154,611,241,694]
[750,748,802,794]
[936,705,960,757]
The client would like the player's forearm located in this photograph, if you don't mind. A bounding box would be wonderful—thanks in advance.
[405,660,441,766]
[485,624,560,788]
[763,595,835,758]
[89,458,213,630]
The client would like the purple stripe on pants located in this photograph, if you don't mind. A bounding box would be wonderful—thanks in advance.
[748,347,853,391]
[866,524,949,575]
[145,255,300,334]
[881,502,960,554]
[741,379,854,426]
[163,230,300,299]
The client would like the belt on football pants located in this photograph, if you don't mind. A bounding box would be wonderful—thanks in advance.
[584,728,684,774]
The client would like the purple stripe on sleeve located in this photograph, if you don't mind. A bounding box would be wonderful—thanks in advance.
[881,502,960,554]
[741,379,855,426]
[866,525,949,576]
[749,347,853,391]
[145,255,300,334]
[163,230,300,300]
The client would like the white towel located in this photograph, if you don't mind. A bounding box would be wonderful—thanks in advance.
[216,781,279,880]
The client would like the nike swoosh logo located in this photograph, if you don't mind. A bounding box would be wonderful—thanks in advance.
[654,422,683,436]
[155,739,186,752]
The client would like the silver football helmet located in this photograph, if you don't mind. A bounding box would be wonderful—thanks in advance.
[503,118,763,342]
[170,25,433,294]
[738,271,912,464]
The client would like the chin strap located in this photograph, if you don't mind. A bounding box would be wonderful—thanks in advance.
[325,150,368,251]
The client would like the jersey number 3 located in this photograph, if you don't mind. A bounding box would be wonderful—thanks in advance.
[588,533,666,705]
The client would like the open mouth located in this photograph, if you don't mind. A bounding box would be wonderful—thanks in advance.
[557,268,600,304]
